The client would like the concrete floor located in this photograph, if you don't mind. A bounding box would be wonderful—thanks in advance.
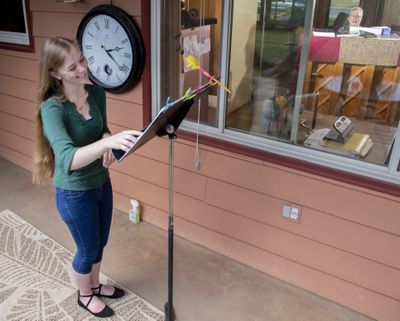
[0,157,375,321]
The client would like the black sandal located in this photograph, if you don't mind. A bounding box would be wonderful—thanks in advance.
[92,284,125,299]
[77,291,114,318]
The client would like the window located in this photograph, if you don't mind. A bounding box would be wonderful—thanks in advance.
[0,0,32,50]
[152,0,400,184]
[328,0,360,27]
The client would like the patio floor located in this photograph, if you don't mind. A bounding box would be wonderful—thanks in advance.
[0,157,375,321]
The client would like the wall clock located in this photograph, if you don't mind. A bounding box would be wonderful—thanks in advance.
[77,5,144,93]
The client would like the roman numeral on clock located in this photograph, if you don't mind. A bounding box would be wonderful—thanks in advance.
[121,64,129,74]
[88,56,95,65]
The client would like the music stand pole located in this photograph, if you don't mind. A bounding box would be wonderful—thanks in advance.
[164,124,176,321]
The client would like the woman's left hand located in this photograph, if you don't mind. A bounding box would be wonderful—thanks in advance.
[102,148,115,168]
[102,132,115,168]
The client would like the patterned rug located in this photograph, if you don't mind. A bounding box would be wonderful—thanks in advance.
[0,209,165,321]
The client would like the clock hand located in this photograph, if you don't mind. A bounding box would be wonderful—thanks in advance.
[101,45,122,69]
[106,46,124,52]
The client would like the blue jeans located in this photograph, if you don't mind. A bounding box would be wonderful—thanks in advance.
[56,180,113,274]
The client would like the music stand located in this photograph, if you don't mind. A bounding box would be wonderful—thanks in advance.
[112,82,214,321]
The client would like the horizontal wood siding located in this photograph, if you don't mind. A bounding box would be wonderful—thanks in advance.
[0,1,399,321]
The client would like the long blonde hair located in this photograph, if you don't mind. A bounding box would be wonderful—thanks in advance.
[33,37,78,183]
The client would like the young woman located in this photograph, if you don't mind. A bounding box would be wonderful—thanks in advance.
[33,37,140,318]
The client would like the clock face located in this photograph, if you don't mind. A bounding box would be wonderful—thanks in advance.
[81,14,133,89]
[77,5,144,93]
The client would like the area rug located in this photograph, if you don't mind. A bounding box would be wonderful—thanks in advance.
[0,209,165,321]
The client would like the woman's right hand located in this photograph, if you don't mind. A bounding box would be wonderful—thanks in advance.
[103,130,141,152]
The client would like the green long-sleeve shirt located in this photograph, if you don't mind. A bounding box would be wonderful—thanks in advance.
[41,84,110,190]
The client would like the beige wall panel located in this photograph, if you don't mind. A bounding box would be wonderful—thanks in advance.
[0,113,34,141]
[110,135,170,163]
[108,123,127,133]
[0,146,32,171]
[0,37,45,60]
[336,188,400,236]
[175,217,400,321]
[303,207,400,269]
[131,16,142,29]
[106,98,142,129]
[0,55,38,82]
[33,12,84,38]
[118,133,262,169]
[0,130,33,157]
[130,138,213,177]
[113,191,131,214]
[205,178,400,268]
[174,138,265,165]
[31,0,142,20]
[32,37,47,59]
[113,0,141,17]
[130,138,264,171]
[174,167,206,201]
[0,94,36,121]
[30,0,108,13]
[110,170,168,211]
[174,141,208,170]
[112,154,206,200]
[107,82,143,105]
[113,192,167,229]
[198,149,339,214]
[31,0,142,23]
[135,137,262,172]
[139,203,168,228]
[133,137,169,161]
[301,206,400,269]
[0,75,36,101]
[175,192,400,299]
[112,154,168,187]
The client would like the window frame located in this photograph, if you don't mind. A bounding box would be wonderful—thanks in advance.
[151,0,400,193]
[0,0,34,52]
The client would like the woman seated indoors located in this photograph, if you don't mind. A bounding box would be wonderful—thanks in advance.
[337,7,363,33]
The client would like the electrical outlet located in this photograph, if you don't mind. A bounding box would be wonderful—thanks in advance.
[282,204,301,223]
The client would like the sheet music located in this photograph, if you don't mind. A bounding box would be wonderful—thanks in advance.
[112,81,214,162]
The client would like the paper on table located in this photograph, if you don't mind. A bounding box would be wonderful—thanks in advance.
[313,31,335,38]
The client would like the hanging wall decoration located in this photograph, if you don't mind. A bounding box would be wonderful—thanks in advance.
[77,5,145,93]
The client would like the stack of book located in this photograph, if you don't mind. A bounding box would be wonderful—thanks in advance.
[304,128,373,158]
[323,132,373,157]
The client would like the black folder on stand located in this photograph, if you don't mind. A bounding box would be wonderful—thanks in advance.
[112,81,214,162]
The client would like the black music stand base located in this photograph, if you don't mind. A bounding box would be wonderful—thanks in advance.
[164,124,176,321]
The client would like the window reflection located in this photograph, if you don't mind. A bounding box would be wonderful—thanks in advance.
[179,0,222,127]
[226,0,305,140]
[227,0,400,167]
